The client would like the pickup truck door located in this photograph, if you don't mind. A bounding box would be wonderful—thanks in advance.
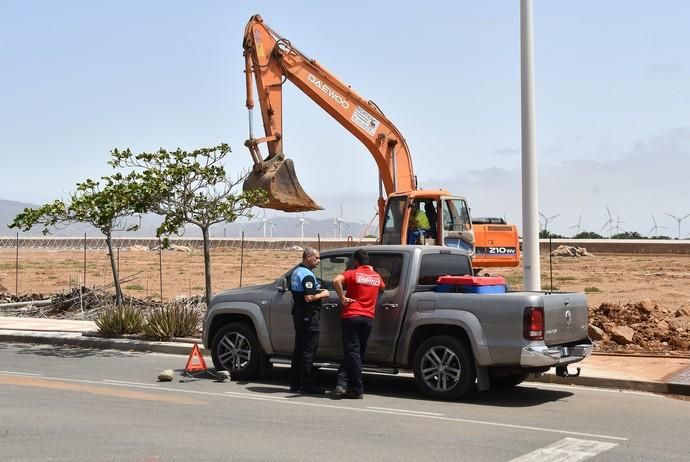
[267,256,350,358]
[363,252,407,362]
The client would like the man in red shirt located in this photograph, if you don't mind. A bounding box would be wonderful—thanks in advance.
[332,249,385,399]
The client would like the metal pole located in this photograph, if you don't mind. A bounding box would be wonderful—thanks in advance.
[239,231,244,287]
[158,237,163,303]
[83,233,87,288]
[521,0,541,291]
[15,232,19,297]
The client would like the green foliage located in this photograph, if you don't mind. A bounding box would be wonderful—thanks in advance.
[109,144,267,236]
[125,284,145,291]
[555,275,577,282]
[95,305,145,337]
[584,286,602,293]
[540,230,565,239]
[573,231,604,239]
[611,231,643,239]
[142,305,202,340]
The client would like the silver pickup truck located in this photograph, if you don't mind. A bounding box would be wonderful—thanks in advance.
[202,245,592,400]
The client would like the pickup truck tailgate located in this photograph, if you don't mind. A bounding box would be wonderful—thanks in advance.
[542,293,589,345]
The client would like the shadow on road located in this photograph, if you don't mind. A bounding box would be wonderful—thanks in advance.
[214,365,573,407]
[12,343,143,359]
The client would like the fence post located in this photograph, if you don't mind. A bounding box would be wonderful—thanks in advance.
[158,237,163,303]
[239,231,245,288]
[15,232,19,297]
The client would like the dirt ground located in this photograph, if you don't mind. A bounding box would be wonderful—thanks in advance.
[1,247,689,354]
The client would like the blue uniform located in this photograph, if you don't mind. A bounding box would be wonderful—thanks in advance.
[290,264,322,393]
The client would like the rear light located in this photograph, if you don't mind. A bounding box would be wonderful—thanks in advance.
[523,307,544,340]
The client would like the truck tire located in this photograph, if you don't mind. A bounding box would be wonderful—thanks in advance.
[211,323,263,380]
[413,335,476,400]
[490,373,528,389]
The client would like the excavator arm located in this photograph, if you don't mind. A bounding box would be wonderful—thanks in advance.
[243,14,415,214]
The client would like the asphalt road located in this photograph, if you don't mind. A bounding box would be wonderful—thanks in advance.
[1,343,689,462]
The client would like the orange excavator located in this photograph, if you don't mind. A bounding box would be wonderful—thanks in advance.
[242,14,519,269]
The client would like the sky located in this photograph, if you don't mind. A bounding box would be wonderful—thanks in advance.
[1,0,690,238]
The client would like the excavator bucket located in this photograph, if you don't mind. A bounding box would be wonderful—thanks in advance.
[243,156,323,212]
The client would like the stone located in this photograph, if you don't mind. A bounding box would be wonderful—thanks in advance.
[611,325,635,345]
[588,324,605,341]
[158,369,174,382]
[216,370,231,382]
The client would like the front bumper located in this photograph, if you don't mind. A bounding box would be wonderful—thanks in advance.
[520,342,593,367]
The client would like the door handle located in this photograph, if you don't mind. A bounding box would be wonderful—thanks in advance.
[323,303,338,310]
[382,303,399,310]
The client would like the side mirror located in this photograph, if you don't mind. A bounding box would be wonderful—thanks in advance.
[278,276,290,292]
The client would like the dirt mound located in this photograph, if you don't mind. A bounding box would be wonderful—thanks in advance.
[590,301,690,353]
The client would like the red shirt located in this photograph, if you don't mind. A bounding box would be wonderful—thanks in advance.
[341,265,385,319]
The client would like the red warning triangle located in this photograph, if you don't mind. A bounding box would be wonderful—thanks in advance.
[184,343,208,373]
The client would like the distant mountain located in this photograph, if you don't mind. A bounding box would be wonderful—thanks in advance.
[0,199,374,239]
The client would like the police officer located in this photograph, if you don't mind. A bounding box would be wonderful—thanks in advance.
[289,247,330,394]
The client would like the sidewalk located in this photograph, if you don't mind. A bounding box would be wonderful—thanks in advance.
[1,316,689,396]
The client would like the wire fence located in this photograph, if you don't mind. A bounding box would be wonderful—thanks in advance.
[0,235,369,302]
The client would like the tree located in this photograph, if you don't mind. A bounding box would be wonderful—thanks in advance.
[10,174,142,305]
[611,231,643,239]
[574,231,604,239]
[110,144,266,307]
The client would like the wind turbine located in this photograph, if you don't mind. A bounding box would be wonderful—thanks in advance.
[648,214,667,238]
[568,214,583,236]
[600,206,614,237]
[295,213,312,242]
[334,204,350,239]
[665,212,690,239]
[613,215,626,235]
[256,211,275,238]
[538,211,560,234]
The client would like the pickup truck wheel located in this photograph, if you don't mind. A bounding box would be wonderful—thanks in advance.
[413,335,476,400]
[211,323,263,380]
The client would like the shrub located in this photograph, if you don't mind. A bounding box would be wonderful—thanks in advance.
[585,286,601,293]
[95,305,144,337]
[143,305,201,340]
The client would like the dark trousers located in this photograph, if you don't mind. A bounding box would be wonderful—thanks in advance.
[290,311,320,390]
[336,316,373,395]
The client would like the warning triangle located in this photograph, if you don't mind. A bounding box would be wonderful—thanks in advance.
[184,343,208,373]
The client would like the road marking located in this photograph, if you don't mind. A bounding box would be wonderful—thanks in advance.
[509,437,618,461]
[0,370,43,376]
[102,379,161,387]
[366,406,444,416]
[0,375,204,405]
[0,373,628,442]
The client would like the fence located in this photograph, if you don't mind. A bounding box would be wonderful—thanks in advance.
[0,235,372,302]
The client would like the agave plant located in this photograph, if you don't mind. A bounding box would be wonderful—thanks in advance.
[143,305,201,340]
[95,304,145,337]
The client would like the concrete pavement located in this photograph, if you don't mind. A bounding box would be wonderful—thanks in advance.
[1,315,689,396]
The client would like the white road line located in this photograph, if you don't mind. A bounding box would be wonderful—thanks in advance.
[102,379,161,387]
[0,370,43,376]
[366,406,444,416]
[6,373,628,442]
[509,437,618,462]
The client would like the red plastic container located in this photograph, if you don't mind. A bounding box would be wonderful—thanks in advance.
[436,275,506,293]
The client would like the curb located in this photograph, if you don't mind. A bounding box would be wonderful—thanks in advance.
[528,372,690,396]
[0,331,208,356]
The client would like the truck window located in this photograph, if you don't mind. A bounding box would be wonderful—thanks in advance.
[418,253,472,285]
[368,253,404,290]
[317,255,351,290]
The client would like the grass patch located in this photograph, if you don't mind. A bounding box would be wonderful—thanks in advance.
[191,286,204,291]
[555,275,577,282]
[542,284,560,291]
[125,284,145,291]
[584,286,602,293]
[504,275,522,287]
